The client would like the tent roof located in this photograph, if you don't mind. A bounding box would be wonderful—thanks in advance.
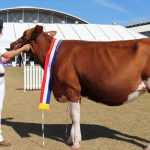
[0,23,146,48]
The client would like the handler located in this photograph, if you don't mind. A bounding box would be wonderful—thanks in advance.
[0,19,30,147]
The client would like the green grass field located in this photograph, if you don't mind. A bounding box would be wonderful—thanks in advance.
[1,67,150,150]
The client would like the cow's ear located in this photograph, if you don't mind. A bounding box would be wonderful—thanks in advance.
[31,25,43,40]
[47,31,57,37]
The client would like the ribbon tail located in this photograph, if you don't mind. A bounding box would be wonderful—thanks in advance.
[39,103,50,110]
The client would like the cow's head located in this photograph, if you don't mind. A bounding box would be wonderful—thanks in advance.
[10,25,57,67]
[10,25,43,50]
[10,25,57,51]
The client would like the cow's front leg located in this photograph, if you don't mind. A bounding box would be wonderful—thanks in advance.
[68,101,81,149]
[66,123,74,146]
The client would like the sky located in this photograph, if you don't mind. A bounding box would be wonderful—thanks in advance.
[0,0,149,25]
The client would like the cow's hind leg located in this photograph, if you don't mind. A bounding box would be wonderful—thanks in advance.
[143,78,150,150]
[124,81,147,104]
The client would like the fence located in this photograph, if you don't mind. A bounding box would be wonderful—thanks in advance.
[24,65,43,91]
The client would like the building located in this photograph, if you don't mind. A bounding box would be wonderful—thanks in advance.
[126,21,150,37]
[0,6,87,24]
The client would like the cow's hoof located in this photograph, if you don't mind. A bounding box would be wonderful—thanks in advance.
[71,145,79,150]
[144,148,150,150]
[144,146,150,150]
[66,139,73,146]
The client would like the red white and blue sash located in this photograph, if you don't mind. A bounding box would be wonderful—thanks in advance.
[39,38,62,110]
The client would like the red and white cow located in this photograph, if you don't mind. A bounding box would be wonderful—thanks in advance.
[10,25,150,150]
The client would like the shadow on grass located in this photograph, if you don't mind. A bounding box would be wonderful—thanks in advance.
[2,118,149,148]
[16,88,40,91]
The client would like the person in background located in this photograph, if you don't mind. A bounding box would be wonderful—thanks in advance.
[0,19,30,147]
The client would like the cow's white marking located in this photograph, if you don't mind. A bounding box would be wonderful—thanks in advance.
[67,102,81,148]
[125,81,146,104]
[144,77,150,90]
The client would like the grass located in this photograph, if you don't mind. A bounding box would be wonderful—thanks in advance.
[1,67,150,150]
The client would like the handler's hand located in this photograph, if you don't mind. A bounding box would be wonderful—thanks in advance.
[21,44,31,52]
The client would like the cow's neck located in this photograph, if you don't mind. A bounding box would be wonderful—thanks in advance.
[31,33,53,68]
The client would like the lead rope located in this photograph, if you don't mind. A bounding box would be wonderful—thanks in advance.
[41,111,45,147]
[65,102,70,139]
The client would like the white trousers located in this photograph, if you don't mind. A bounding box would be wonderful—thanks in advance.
[0,77,5,142]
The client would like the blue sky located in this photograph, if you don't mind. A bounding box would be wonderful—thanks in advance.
[0,0,149,25]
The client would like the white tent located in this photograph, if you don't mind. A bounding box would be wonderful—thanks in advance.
[0,23,146,48]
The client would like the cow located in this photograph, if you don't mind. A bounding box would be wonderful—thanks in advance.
[10,25,150,150]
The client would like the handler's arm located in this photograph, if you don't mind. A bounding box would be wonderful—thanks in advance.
[1,44,30,63]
